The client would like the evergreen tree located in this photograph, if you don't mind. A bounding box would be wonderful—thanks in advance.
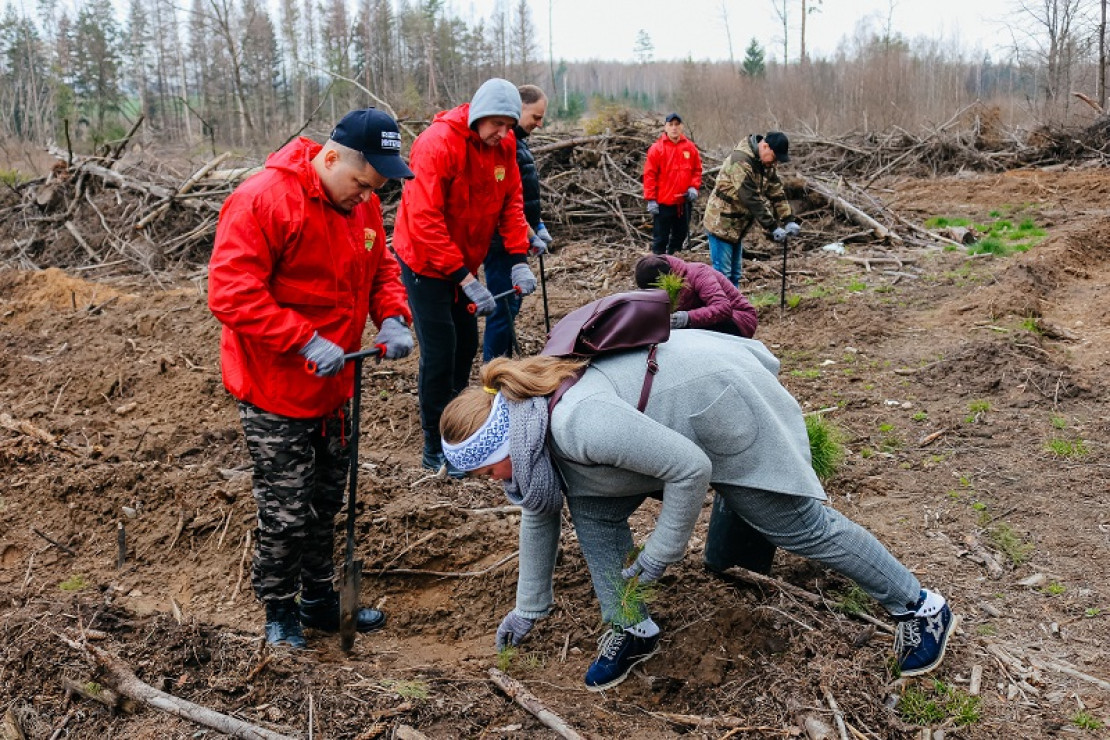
[742,37,766,77]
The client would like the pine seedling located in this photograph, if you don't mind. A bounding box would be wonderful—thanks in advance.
[805,413,845,482]
[651,272,687,311]
[496,645,517,672]
[611,546,658,627]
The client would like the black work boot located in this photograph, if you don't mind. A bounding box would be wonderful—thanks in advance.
[264,600,306,649]
[299,589,387,634]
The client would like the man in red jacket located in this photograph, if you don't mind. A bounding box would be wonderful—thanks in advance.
[643,112,703,255]
[393,78,537,475]
[209,108,415,649]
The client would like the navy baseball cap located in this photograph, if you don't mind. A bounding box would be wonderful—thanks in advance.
[764,131,790,163]
[331,108,414,180]
[665,112,682,123]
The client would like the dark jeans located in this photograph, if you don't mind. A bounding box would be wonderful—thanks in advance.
[651,203,689,255]
[482,244,523,361]
[704,492,777,575]
[398,259,479,454]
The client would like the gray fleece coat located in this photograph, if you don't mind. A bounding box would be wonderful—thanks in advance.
[513,329,825,618]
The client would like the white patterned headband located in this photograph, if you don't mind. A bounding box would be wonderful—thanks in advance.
[442,392,511,471]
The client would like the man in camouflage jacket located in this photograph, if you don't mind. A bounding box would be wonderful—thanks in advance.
[702,131,800,286]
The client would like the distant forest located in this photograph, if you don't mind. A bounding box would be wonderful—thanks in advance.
[1,0,1106,153]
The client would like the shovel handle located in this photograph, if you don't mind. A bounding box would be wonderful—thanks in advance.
[304,345,384,374]
[467,286,521,314]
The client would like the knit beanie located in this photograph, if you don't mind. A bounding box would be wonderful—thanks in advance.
[634,254,672,289]
[468,78,522,128]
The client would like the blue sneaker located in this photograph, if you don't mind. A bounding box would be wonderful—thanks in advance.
[894,590,953,676]
[584,627,660,691]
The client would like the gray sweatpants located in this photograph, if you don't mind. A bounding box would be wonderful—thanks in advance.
[566,486,921,627]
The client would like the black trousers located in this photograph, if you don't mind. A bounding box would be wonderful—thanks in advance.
[398,260,479,454]
[651,203,689,255]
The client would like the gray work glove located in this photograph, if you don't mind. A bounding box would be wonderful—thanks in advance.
[373,316,413,360]
[529,232,547,256]
[462,279,496,316]
[511,263,537,296]
[646,200,659,215]
[496,609,536,650]
[620,552,667,583]
[299,332,345,377]
[670,310,689,329]
[686,187,699,202]
[785,221,801,237]
[772,227,788,242]
[536,222,553,246]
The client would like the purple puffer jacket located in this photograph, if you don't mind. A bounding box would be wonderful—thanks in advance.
[662,255,758,338]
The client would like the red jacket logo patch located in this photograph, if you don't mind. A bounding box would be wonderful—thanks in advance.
[494,165,506,182]
[364,228,377,251]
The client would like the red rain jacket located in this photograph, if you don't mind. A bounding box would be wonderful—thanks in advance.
[392,104,529,281]
[643,134,703,206]
[208,137,411,418]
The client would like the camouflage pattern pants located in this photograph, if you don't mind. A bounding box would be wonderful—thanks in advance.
[238,401,351,605]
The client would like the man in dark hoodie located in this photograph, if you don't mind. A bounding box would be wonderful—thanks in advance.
[208,108,416,649]
[482,83,550,361]
[702,131,800,286]
[393,78,538,476]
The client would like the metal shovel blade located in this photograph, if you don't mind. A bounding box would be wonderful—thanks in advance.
[339,557,362,653]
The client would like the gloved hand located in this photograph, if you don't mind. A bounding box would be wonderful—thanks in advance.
[772,227,788,242]
[496,609,536,650]
[670,310,689,329]
[511,263,537,296]
[373,316,413,360]
[620,551,667,583]
[686,187,699,202]
[462,279,496,316]
[299,332,345,377]
[646,200,659,215]
[785,221,801,237]
[529,232,547,256]
[536,222,553,246]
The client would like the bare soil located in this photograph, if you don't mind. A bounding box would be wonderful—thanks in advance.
[2,168,1109,739]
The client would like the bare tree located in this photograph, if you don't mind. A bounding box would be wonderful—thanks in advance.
[770,0,788,63]
[1009,0,1086,109]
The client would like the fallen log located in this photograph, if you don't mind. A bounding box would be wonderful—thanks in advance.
[805,178,901,244]
[488,668,586,740]
[60,636,296,740]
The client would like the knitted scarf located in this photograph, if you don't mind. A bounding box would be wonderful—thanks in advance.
[503,396,563,516]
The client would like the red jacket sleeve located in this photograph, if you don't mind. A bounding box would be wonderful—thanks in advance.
[643,142,660,201]
[497,147,530,256]
[363,195,412,327]
[403,141,469,279]
[689,143,703,190]
[208,192,315,354]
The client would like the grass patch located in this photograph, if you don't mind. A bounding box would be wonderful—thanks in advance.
[846,279,867,292]
[790,368,821,379]
[1045,436,1088,457]
[899,679,981,726]
[1073,711,1103,731]
[59,575,89,591]
[380,678,430,700]
[988,523,1033,565]
[749,291,778,308]
[911,411,928,422]
[1043,582,1066,596]
[965,400,991,423]
[786,295,802,309]
[1050,415,1068,430]
[0,168,28,188]
[806,414,845,482]
[832,585,873,615]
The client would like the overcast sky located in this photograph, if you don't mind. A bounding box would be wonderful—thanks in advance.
[454,0,1019,63]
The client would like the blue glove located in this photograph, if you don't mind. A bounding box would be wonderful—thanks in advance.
[529,233,547,256]
[670,311,689,329]
[462,280,496,316]
[496,609,536,650]
[646,200,659,215]
[686,187,699,202]
[785,221,801,236]
[620,552,667,583]
[772,227,788,242]
[299,332,345,377]
[536,222,553,246]
[373,316,413,360]
[511,263,537,296]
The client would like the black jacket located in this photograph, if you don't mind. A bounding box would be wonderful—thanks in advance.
[514,124,542,229]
